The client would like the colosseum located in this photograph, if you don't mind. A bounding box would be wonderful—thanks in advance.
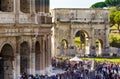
[0,0,52,79]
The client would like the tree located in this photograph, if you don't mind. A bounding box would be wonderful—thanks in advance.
[91,0,120,8]
[105,0,120,7]
[114,11,120,33]
[109,7,118,13]
[110,11,116,27]
[90,2,107,8]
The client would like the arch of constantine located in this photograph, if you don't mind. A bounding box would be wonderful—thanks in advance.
[0,0,52,79]
[51,8,110,57]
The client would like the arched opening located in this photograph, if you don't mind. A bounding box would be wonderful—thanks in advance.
[20,42,30,74]
[0,0,13,12]
[74,30,90,56]
[35,41,40,73]
[95,39,103,56]
[59,39,68,56]
[0,44,14,79]
[61,39,68,49]
[20,0,30,13]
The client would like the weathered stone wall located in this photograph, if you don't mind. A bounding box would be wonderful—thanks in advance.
[0,0,52,79]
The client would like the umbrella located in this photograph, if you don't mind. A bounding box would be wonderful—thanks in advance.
[69,56,83,62]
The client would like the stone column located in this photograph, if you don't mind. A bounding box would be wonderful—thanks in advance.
[41,36,46,74]
[90,24,95,54]
[45,35,48,67]
[85,38,90,55]
[15,53,20,79]
[15,0,20,23]
[13,0,16,13]
[29,37,36,75]
[30,0,36,23]
[104,24,109,55]
[15,39,20,79]
[30,0,35,13]
[39,37,43,72]
[48,35,52,67]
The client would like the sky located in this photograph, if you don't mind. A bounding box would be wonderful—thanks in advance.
[50,0,105,9]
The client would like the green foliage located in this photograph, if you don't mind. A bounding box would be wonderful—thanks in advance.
[91,0,120,8]
[114,11,120,25]
[110,11,116,26]
[74,37,85,47]
[109,34,120,47]
[90,2,107,8]
[109,7,118,13]
[74,37,80,46]
[110,9,120,33]
[105,0,120,7]
[110,25,117,29]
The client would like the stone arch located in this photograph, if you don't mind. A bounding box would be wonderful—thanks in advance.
[35,41,41,73]
[95,39,103,56]
[74,29,89,38]
[20,0,30,13]
[20,41,30,74]
[0,0,13,12]
[74,30,90,56]
[0,44,14,79]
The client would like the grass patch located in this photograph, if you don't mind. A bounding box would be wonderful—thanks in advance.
[82,57,120,64]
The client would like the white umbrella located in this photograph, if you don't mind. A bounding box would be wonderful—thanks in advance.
[69,56,83,62]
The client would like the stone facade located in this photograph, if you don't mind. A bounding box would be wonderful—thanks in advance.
[51,8,110,57]
[0,0,52,79]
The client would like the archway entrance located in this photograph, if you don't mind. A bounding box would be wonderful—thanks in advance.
[20,42,30,74]
[35,41,40,73]
[74,30,90,56]
[0,44,14,79]
[95,39,103,56]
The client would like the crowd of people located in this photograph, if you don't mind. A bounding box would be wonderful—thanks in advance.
[18,57,120,79]
[95,61,120,79]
